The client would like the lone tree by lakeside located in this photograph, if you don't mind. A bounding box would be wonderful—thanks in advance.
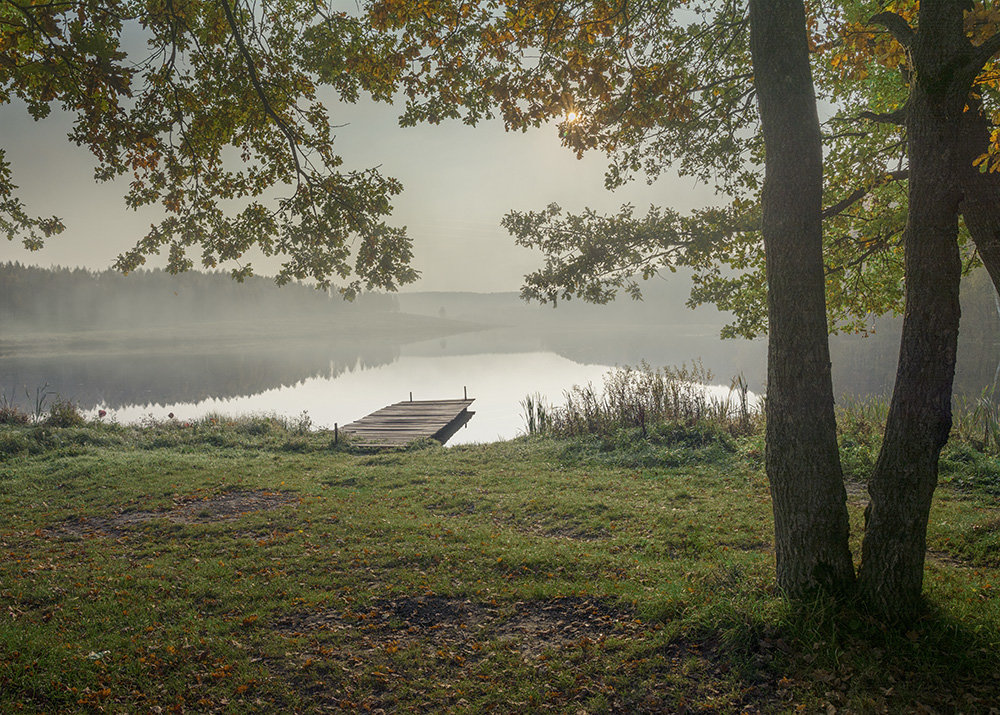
[369,0,1000,620]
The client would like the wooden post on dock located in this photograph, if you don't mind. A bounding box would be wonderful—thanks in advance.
[464,386,467,399]
[409,392,413,402]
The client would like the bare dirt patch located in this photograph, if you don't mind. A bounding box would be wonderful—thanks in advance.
[275,595,640,655]
[533,524,609,541]
[55,489,298,537]
[171,490,298,523]
[719,539,772,553]
[270,597,788,713]
[494,597,636,654]
[494,513,609,541]
[926,549,976,569]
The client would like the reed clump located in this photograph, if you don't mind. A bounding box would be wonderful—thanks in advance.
[522,361,761,439]
[526,366,999,491]
[0,394,30,426]
[0,388,86,427]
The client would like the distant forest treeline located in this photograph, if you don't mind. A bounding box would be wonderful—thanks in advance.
[397,277,726,329]
[4,262,998,339]
[2,338,407,410]
[398,266,1000,341]
[0,263,400,333]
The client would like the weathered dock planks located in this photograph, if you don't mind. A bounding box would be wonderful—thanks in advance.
[341,398,475,447]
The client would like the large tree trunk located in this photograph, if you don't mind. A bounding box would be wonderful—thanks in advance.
[749,0,855,597]
[857,0,966,618]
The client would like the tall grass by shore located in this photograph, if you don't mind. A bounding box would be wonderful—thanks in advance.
[4,363,998,491]
[521,361,759,439]
[523,362,1000,492]
[834,386,1000,460]
[954,385,1000,455]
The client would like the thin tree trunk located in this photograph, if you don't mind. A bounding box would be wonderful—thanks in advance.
[959,102,1000,296]
[857,0,966,618]
[749,0,854,597]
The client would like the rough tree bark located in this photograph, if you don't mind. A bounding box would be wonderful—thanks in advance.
[748,0,855,597]
[857,0,968,617]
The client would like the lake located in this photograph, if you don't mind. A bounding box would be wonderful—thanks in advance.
[103,351,621,444]
[2,321,996,445]
[2,323,767,444]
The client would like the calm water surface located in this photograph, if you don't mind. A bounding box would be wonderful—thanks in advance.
[5,322,995,445]
[100,351,755,445]
[101,351,626,444]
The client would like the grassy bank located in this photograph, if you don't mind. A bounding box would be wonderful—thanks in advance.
[1,415,999,713]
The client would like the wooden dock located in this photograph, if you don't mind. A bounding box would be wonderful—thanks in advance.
[341,398,475,447]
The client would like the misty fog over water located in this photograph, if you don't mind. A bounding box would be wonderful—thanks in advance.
[3,322,763,444]
[4,321,998,445]
[2,265,997,443]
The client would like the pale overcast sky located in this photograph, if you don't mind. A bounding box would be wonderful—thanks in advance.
[1,96,718,292]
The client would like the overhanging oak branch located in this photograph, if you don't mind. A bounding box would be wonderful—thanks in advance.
[868,11,914,48]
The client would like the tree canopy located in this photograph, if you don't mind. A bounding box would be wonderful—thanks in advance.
[4,1,998,320]
[369,0,1000,335]
[1,0,417,296]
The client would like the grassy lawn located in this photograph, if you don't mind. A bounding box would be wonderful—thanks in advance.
[1,420,998,713]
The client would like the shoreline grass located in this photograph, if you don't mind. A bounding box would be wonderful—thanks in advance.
[1,410,998,713]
